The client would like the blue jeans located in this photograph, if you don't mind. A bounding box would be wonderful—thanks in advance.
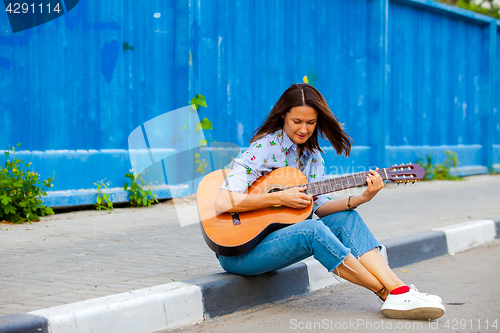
[218,210,381,276]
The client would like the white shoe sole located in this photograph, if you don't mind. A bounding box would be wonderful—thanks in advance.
[382,305,445,320]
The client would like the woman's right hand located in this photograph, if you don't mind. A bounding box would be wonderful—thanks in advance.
[279,186,313,209]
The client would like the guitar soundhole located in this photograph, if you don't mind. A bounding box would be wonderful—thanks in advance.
[265,186,287,211]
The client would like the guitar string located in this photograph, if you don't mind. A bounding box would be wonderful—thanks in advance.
[307,170,384,196]
[303,167,418,196]
[277,169,387,196]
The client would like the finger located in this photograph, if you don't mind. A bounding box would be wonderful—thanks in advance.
[299,193,313,201]
[297,185,308,192]
[296,198,309,208]
[369,171,381,182]
[371,178,383,189]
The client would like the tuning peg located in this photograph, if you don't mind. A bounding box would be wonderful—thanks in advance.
[412,181,416,186]
[405,182,408,187]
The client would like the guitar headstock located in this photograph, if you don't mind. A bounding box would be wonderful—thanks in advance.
[385,163,426,184]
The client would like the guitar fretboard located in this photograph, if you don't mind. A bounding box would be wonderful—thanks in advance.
[303,169,387,196]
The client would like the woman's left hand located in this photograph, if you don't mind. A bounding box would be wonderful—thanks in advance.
[360,169,384,203]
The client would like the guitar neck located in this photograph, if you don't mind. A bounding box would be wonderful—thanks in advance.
[304,169,388,197]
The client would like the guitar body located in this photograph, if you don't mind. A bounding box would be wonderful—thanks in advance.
[197,167,312,257]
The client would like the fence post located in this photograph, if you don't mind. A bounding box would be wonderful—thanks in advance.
[369,0,389,168]
[485,20,497,170]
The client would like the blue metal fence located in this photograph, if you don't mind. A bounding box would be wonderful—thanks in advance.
[0,0,498,207]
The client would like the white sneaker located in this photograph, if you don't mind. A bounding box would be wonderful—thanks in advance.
[378,285,441,304]
[409,284,442,304]
[381,285,445,320]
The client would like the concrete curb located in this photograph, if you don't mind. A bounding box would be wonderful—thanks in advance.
[1,219,498,333]
[383,230,448,268]
[0,313,48,333]
[184,262,309,318]
[433,219,497,255]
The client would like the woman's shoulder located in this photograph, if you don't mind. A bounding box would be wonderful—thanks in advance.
[239,131,282,168]
[307,147,324,160]
[306,149,325,171]
[249,131,280,149]
[312,149,323,158]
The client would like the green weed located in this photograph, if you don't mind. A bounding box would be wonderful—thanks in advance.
[124,173,158,207]
[94,180,114,211]
[417,151,463,181]
[0,143,55,223]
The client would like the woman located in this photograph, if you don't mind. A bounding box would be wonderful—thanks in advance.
[214,83,444,320]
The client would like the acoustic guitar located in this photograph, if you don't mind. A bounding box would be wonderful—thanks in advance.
[197,164,425,257]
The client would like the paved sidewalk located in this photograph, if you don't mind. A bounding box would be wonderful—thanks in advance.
[1,174,499,317]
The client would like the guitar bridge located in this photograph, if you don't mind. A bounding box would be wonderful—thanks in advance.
[231,212,241,225]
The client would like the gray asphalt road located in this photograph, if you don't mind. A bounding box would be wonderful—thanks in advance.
[163,239,500,333]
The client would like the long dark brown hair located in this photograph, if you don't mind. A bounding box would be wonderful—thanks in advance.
[250,83,351,156]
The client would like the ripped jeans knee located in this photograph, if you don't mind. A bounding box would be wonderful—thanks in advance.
[332,259,358,281]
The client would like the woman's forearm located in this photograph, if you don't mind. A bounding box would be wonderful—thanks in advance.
[214,189,283,213]
[315,194,366,218]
